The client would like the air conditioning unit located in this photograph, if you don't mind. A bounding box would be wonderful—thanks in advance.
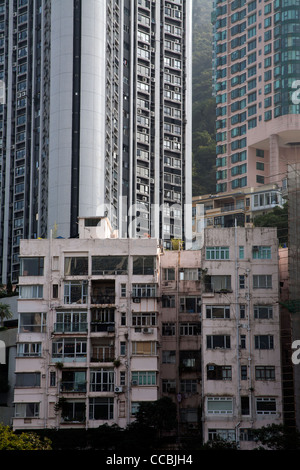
[114,386,123,393]
[107,326,115,332]
[133,297,141,303]
[143,327,153,334]
[132,380,138,386]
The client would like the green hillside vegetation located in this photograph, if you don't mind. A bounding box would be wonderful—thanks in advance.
[192,0,216,196]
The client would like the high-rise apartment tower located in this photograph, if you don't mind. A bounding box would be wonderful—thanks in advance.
[213,0,300,194]
[0,0,192,284]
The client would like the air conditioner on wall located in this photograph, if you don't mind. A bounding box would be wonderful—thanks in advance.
[114,386,123,393]
[143,327,153,334]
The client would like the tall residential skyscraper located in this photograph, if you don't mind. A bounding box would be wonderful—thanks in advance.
[213,0,300,194]
[0,0,192,284]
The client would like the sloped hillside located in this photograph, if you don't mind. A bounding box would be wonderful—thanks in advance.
[192,0,216,196]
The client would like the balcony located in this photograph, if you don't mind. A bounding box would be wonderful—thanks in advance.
[203,275,232,294]
[91,322,115,333]
[91,338,115,363]
[60,381,87,393]
[132,283,157,298]
[91,281,115,305]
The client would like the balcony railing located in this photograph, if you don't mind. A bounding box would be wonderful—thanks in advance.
[60,381,87,393]
[91,295,115,304]
[54,322,88,333]
[90,355,115,363]
[220,204,244,213]
[203,283,232,294]
[91,322,115,333]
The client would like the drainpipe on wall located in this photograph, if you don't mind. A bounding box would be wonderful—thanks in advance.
[235,220,241,437]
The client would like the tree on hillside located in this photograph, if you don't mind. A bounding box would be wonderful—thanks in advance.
[253,202,288,245]
[192,0,216,196]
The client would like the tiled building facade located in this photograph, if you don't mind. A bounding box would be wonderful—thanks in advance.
[213,0,300,194]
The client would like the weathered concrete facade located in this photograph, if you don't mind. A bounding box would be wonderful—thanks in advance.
[12,220,282,448]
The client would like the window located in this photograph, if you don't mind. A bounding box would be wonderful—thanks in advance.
[180,351,200,371]
[241,365,247,380]
[20,257,44,276]
[256,175,265,184]
[240,305,246,319]
[120,341,126,356]
[252,245,271,259]
[180,380,197,394]
[162,350,176,364]
[19,313,46,333]
[253,275,272,289]
[239,274,246,289]
[17,342,41,357]
[179,268,201,280]
[120,371,126,386]
[131,371,156,386]
[19,285,43,299]
[132,312,156,327]
[52,338,87,359]
[162,322,175,336]
[55,310,87,333]
[207,364,232,380]
[92,256,127,275]
[162,379,176,393]
[132,284,156,297]
[241,396,250,415]
[206,246,229,260]
[91,340,114,362]
[206,275,231,292]
[90,369,114,392]
[256,397,276,415]
[255,366,275,380]
[240,429,256,443]
[15,403,39,418]
[53,284,58,298]
[255,335,274,349]
[121,284,126,297]
[61,370,86,392]
[206,335,231,349]
[132,341,157,356]
[162,295,175,308]
[239,246,244,259]
[132,256,155,275]
[207,397,233,415]
[254,305,273,319]
[64,281,88,304]
[50,371,56,387]
[163,268,175,281]
[15,372,41,387]
[179,296,201,313]
[208,429,236,442]
[61,401,85,422]
[64,257,88,276]
[179,323,201,336]
[206,305,230,319]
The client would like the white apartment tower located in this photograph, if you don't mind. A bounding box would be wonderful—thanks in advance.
[0,0,192,284]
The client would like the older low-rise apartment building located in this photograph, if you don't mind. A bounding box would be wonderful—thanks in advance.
[12,217,282,448]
